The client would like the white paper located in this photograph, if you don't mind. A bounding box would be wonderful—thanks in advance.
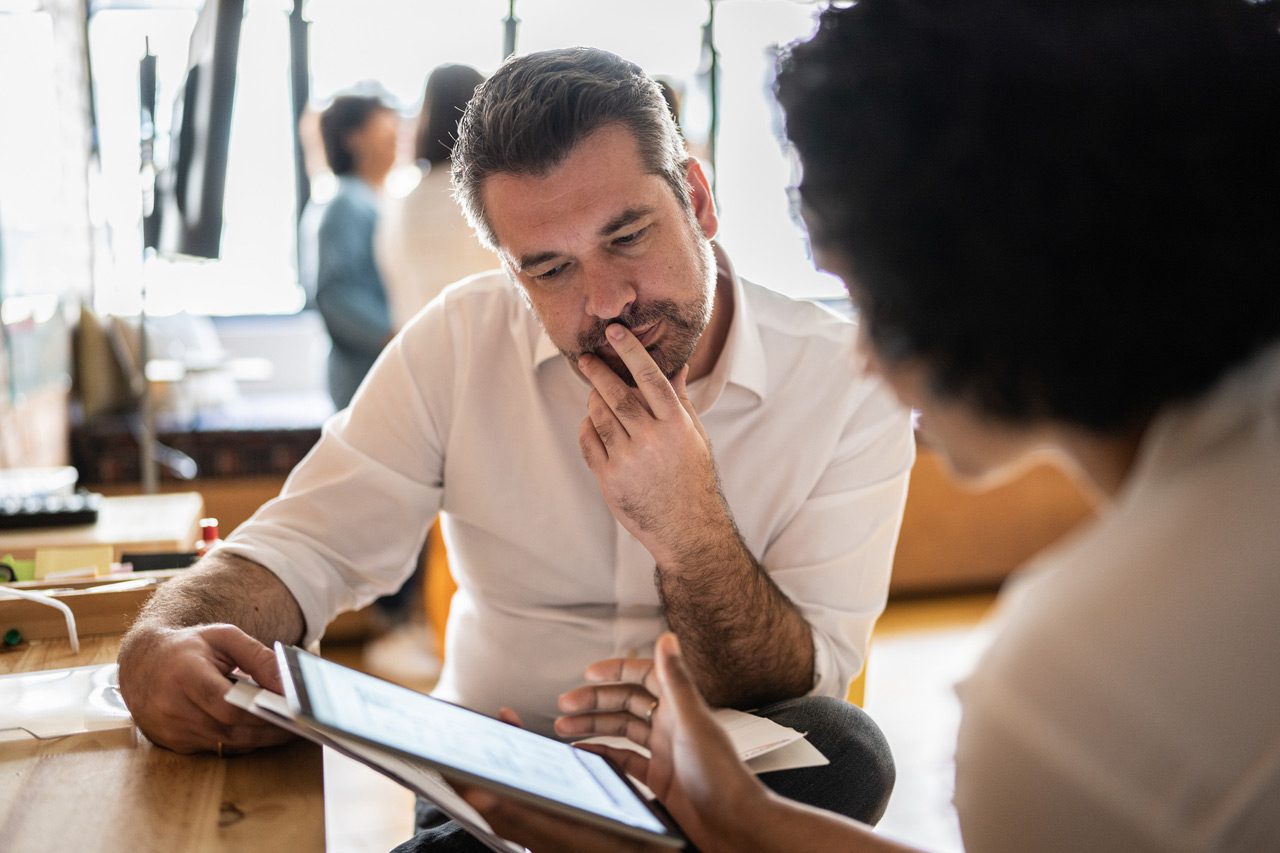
[0,663,132,741]
[573,706,828,799]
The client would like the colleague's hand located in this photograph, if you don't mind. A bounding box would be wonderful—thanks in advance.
[117,623,294,754]
[577,324,729,567]
[462,633,771,852]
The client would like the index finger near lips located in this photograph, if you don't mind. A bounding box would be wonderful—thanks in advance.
[601,324,682,419]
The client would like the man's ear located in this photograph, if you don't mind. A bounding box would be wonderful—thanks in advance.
[684,158,719,240]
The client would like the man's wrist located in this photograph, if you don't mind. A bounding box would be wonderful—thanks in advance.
[649,504,744,574]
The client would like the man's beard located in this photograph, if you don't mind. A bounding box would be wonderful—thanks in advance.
[565,240,715,387]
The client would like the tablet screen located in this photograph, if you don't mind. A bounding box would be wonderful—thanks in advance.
[286,647,673,841]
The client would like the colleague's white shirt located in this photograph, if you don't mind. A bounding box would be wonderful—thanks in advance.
[955,344,1280,852]
[374,163,498,330]
[223,264,914,733]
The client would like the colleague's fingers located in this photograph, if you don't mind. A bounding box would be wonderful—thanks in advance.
[653,632,710,721]
[497,707,526,728]
[575,743,652,783]
[558,682,657,718]
[555,711,652,745]
[602,324,682,419]
[580,656,658,690]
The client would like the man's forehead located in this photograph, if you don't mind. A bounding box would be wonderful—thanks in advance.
[481,131,676,263]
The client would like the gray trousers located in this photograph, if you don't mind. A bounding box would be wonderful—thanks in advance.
[390,694,895,852]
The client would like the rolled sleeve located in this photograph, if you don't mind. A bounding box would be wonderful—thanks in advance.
[765,380,915,698]
[221,304,454,645]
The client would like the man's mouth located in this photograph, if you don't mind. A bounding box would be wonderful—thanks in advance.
[598,322,661,354]
[633,322,661,347]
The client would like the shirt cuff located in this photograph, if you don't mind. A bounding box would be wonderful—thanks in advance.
[217,539,335,648]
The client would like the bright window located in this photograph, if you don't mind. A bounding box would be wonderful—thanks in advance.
[89,0,301,317]
[82,1,839,317]
[0,9,73,299]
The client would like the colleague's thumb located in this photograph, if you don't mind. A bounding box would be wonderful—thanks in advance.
[654,631,703,715]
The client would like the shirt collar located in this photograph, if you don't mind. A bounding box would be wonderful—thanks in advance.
[531,243,769,404]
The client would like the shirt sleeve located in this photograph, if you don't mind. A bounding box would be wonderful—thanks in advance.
[765,377,915,699]
[219,302,454,645]
[315,194,393,356]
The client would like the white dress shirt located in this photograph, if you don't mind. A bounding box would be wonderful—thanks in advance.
[374,164,498,330]
[955,343,1280,852]
[223,264,914,734]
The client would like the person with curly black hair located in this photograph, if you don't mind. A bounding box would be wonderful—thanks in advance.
[464,2,1280,850]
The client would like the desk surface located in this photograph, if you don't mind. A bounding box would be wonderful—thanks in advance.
[0,635,325,852]
[0,492,204,561]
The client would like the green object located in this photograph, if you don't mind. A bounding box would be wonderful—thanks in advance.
[1,554,35,582]
[3,628,21,647]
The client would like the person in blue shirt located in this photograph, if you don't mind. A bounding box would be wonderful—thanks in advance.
[314,93,399,410]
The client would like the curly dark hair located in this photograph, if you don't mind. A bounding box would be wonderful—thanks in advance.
[776,0,1280,432]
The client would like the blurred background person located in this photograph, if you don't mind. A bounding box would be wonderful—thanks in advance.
[313,92,397,411]
[376,64,493,330]
[369,65,491,686]
[311,92,441,680]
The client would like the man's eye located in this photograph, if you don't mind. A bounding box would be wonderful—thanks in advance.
[613,226,648,247]
[534,263,568,281]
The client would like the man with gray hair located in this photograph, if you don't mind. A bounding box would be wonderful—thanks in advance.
[117,47,913,850]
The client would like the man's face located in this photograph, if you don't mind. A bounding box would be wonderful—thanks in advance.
[480,124,718,385]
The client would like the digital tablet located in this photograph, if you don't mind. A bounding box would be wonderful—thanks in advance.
[274,644,685,848]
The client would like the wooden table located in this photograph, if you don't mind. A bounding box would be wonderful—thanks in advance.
[0,635,325,852]
[0,492,205,562]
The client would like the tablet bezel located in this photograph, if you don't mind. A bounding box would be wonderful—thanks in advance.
[275,643,685,849]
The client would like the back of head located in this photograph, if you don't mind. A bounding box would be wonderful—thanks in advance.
[319,93,392,176]
[777,0,1280,432]
[416,64,485,166]
[451,47,687,249]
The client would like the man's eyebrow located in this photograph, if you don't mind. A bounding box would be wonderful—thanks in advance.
[515,250,562,273]
[598,206,654,238]
[515,206,657,272]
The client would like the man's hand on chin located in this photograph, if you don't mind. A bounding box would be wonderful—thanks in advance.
[576,323,731,567]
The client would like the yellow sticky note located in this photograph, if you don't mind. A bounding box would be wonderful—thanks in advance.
[34,545,114,580]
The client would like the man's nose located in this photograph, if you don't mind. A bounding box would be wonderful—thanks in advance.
[583,270,636,320]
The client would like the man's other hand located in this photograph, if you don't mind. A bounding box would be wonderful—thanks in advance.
[117,623,294,754]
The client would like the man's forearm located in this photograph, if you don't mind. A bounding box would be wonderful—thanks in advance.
[127,552,305,646]
[657,520,815,709]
